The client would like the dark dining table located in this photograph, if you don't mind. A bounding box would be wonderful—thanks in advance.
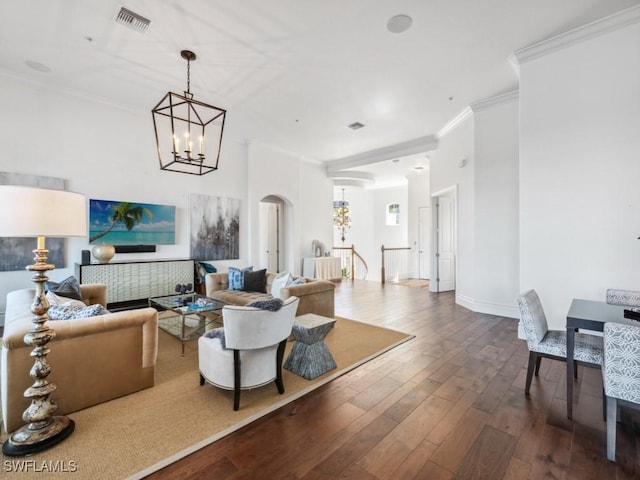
[565,299,636,419]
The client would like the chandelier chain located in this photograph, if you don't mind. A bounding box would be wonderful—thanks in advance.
[186,58,191,94]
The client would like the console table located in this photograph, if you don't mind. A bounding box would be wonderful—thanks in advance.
[75,259,195,309]
[302,257,341,280]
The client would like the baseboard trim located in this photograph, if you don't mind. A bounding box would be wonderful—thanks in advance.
[456,293,519,319]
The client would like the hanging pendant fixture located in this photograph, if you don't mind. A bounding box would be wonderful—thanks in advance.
[152,50,226,175]
[333,188,351,243]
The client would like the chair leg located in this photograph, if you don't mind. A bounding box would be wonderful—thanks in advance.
[199,373,205,386]
[275,339,286,394]
[233,350,241,411]
[574,362,578,379]
[535,355,542,376]
[606,395,617,462]
[525,351,537,395]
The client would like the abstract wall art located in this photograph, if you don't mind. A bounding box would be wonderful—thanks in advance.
[190,194,240,261]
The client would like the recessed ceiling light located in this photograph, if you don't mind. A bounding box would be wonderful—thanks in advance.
[387,15,412,34]
[25,60,51,73]
[412,165,425,172]
[392,159,400,163]
[348,122,365,130]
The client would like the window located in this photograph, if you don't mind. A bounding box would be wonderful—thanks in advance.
[386,203,400,225]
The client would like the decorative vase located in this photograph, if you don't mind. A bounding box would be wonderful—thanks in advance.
[91,244,115,263]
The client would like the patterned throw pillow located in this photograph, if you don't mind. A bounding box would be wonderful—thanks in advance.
[45,276,83,301]
[228,266,252,290]
[48,304,110,320]
[286,277,305,287]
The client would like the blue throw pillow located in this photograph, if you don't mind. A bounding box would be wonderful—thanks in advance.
[228,266,252,290]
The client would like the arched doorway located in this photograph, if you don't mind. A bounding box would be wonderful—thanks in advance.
[259,195,286,273]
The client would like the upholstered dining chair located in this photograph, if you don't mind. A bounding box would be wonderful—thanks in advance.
[198,296,299,410]
[603,322,640,462]
[517,290,603,395]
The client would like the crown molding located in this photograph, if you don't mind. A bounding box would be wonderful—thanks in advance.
[514,5,640,64]
[436,107,472,139]
[325,135,437,172]
[469,90,519,113]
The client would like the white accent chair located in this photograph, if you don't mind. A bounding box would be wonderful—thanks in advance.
[603,322,640,462]
[517,290,603,395]
[198,296,299,410]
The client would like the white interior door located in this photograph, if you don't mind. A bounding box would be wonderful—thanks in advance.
[259,202,280,272]
[418,206,431,279]
[433,192,456,292]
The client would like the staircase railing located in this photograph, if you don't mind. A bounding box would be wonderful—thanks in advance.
[381,245,411,284]
[332,245,368,280]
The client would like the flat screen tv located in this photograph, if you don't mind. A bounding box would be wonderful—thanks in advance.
[89,198,176,245]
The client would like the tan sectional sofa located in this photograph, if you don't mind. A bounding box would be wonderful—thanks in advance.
[1,284,158,434]
[205,271,335,318]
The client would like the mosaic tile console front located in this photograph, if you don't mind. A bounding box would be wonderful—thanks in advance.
[76,259,195,306]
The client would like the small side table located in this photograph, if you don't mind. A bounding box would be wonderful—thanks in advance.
[284,313,336,379]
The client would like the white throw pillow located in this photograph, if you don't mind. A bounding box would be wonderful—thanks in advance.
[46,291,86,308]
[270,271,291,299]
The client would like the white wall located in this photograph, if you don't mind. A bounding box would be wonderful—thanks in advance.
[0,75,332,318]
[519,21,640,328]
[374,186,409,280]
[430,113,475,298]
[332,186,376,280]
[469,95,520,317]
[247,141,333,275]
[407,170,431,278]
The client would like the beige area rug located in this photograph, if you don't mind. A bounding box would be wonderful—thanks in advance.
[1,317,412,479]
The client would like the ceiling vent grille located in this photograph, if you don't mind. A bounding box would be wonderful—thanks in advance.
[115,7,150,33]
[348,122,365,130]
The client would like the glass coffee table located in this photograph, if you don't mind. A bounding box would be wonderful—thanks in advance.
[149,293,228,355]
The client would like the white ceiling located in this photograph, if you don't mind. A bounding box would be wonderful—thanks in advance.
[1,0,638,187]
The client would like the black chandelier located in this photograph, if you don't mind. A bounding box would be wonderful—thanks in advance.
[152,50,226,175]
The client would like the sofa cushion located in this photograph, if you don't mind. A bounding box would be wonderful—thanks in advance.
[228,266,253,290]
[242,269,267,293]
[48,304,110,320]
[45,275,83,300]
[210,289,272,306]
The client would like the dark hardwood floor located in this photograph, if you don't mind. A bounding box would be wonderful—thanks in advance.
[145,280,639,479]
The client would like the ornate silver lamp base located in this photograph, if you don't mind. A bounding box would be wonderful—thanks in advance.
[1,242,75,456]
[2,417,75,456]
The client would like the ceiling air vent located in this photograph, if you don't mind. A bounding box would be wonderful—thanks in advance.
[115,7,151,33]
[348,122,365,130]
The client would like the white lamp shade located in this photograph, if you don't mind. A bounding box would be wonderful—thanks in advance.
[0,186,86,238]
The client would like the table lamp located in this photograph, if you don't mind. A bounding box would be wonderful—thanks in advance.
[0,186,86,456]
